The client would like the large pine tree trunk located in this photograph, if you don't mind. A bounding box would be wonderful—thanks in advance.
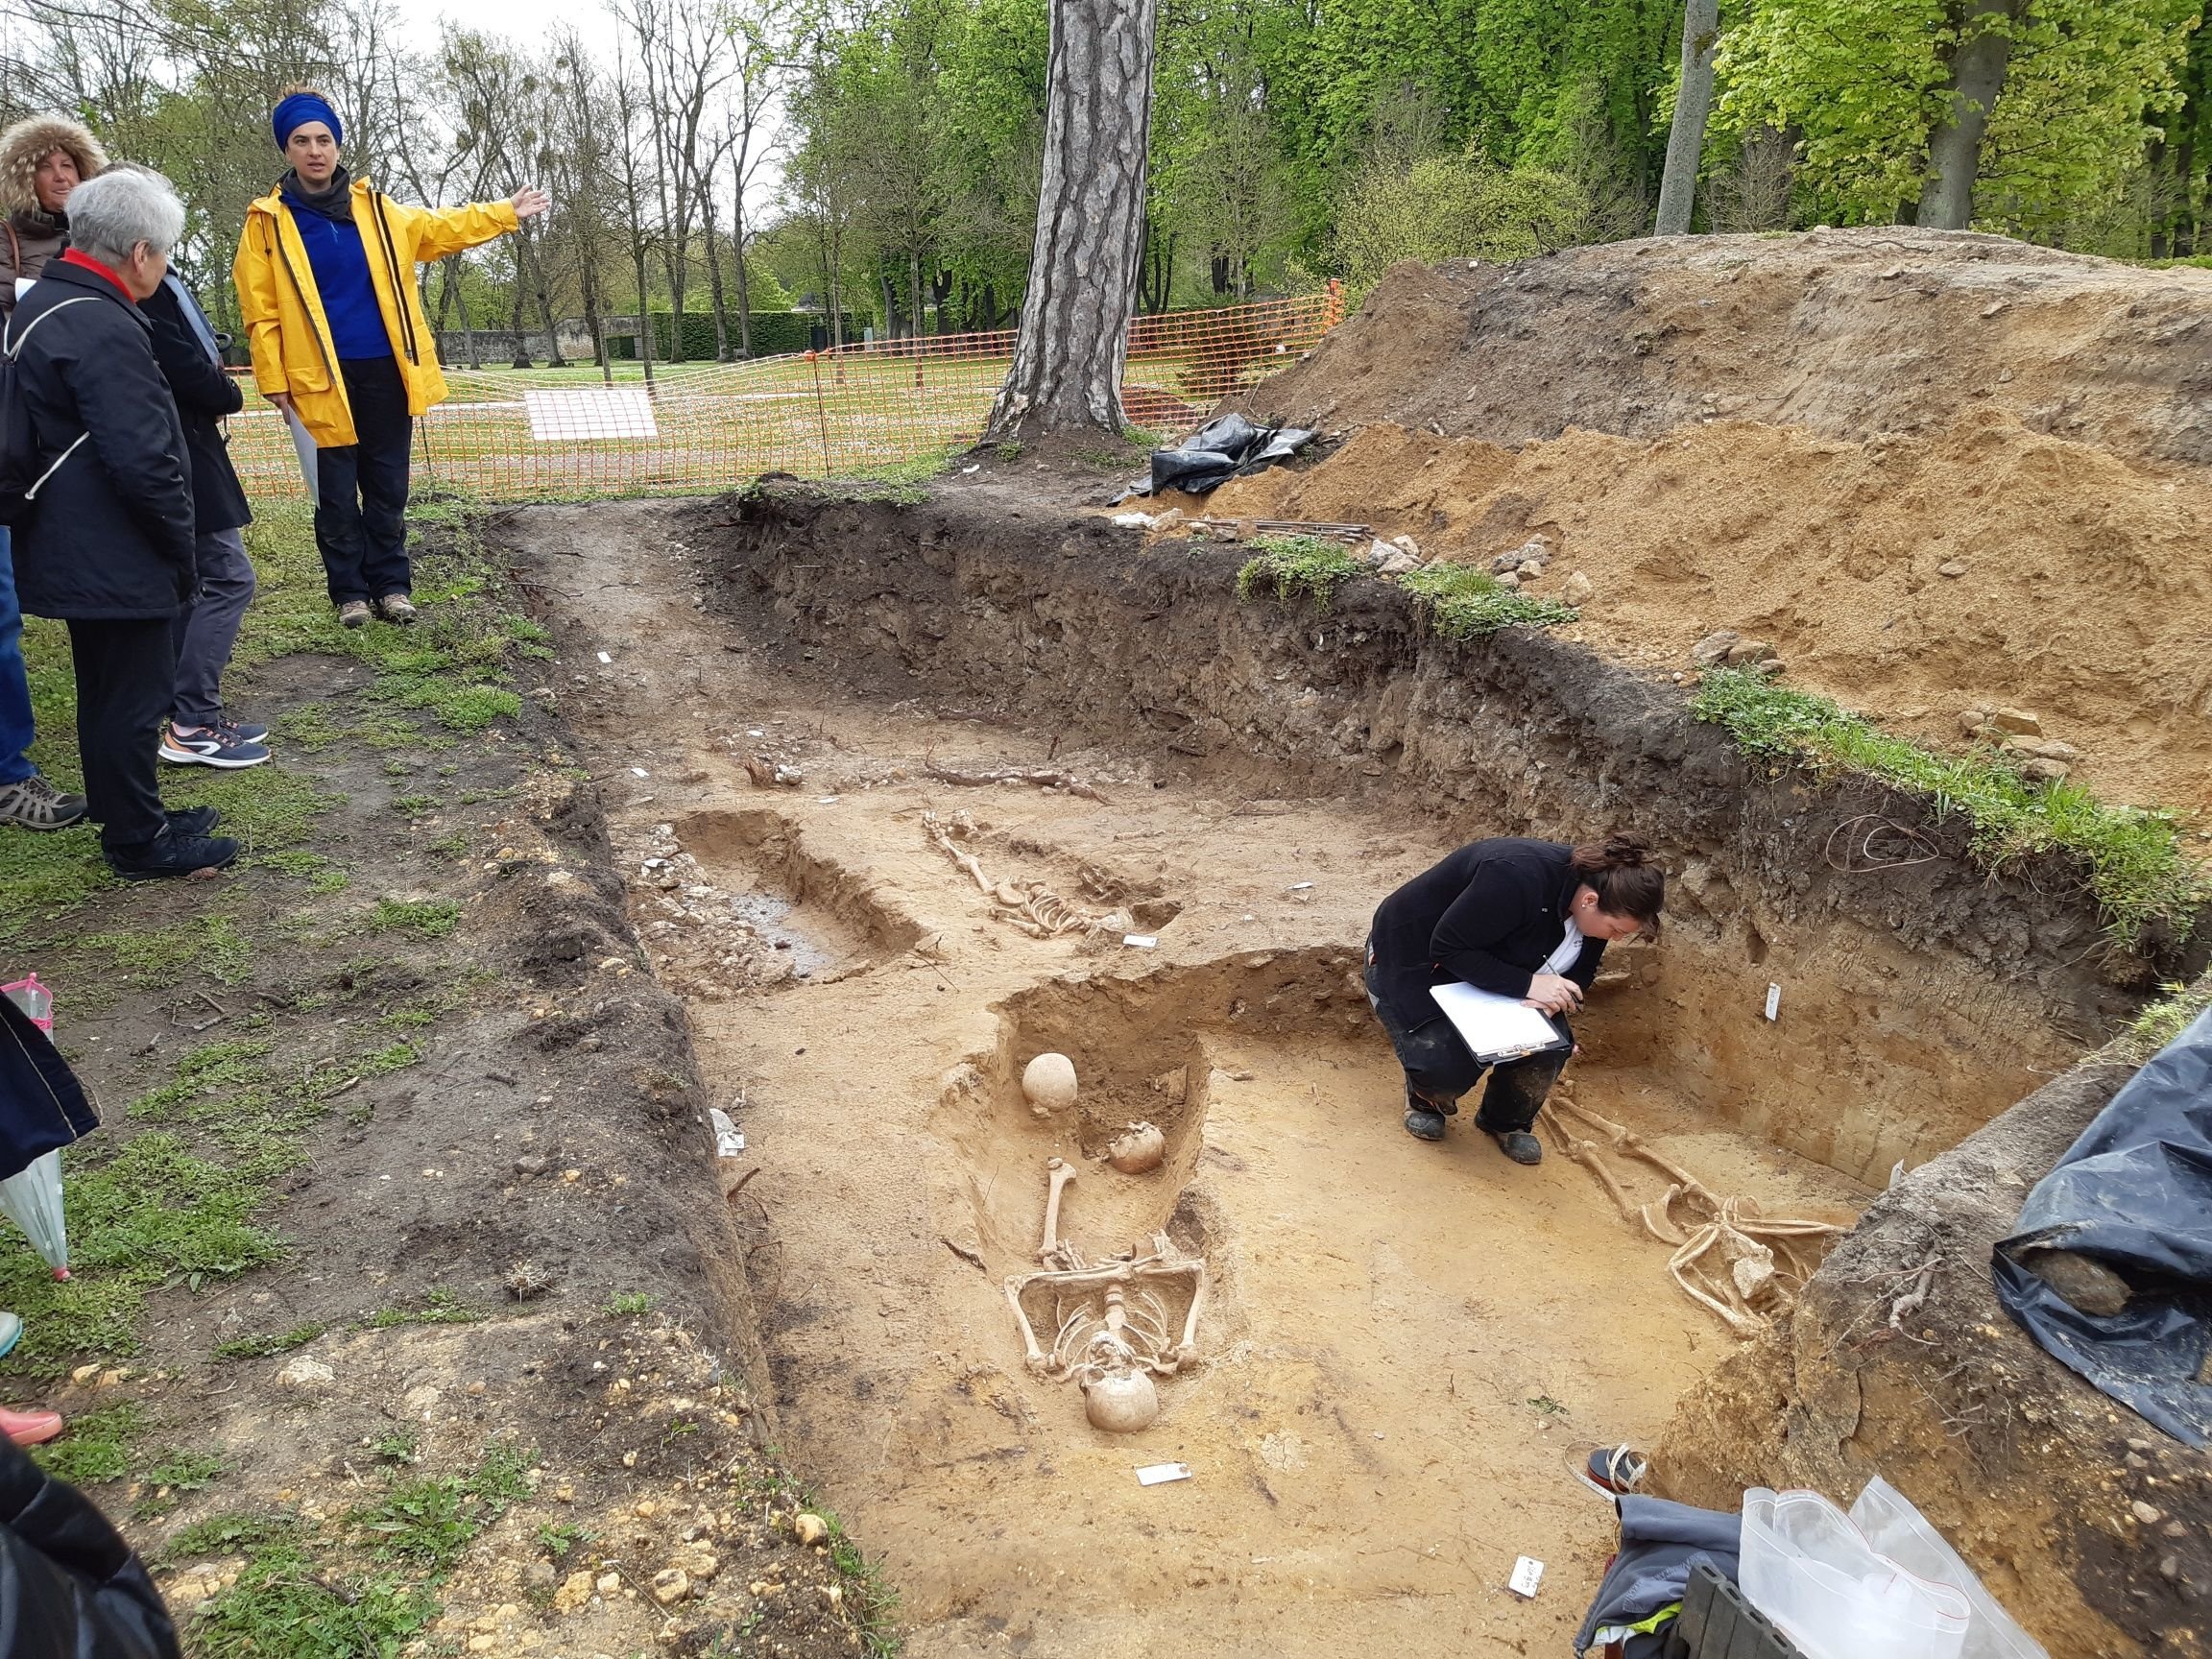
[1655,0,1719,235]
[985,0,1158,441]
[1919,0,2017,230]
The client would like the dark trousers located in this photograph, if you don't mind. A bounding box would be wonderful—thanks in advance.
[66,617,173,854]
[170,527,256,727]
[315,355,414,605]
[1366,957,1571,1131]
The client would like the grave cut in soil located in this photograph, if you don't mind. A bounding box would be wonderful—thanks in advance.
[495,486,2145,1657]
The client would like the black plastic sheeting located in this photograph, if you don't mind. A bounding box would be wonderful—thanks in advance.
[1994,1002,2212,1445]
[1115,412,1316,502]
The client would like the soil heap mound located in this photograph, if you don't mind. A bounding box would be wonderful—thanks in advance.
[1238,228,2212,469]
[1201,414,2212,821]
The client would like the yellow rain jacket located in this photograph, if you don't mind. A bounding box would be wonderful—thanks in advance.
[232,180,518,447]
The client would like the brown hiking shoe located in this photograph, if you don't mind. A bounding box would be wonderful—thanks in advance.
[0,774,88,831]
[337,600,373,629]
[376,593,418,625]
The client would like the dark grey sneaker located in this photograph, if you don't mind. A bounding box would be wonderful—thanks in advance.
[0,774,88,831]
[1404,1108,1448,1142]
[106,827,240,881]
[166,805,223,837]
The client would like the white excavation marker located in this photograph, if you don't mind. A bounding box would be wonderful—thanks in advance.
[1136,1462,1192,1486]
[1508,1556,1545,1599]
[1765,982,1782,1022]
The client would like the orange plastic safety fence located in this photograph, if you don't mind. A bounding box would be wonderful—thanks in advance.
[226,287,1342,504]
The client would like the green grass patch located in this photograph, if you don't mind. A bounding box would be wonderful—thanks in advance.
[358,1288,479,1331]
[166,766,337,853]
[604,1290,658,1316]
[350,1443,537,1573]
[817,1506,901,1657]
[2128,977,2212,1056]
[165,1509,296,1560]
[145,1446,228,1491]
[212,1322,328,1361]
[0,826,111,944]
[192,1532,437,1659]
[368,898,461,939]
[390,794,442,817]
[33,1401,145,1484]
[1691,667,2204,942]
[0,1132,285,1371]
[1235,535,1366,610]
[1397,562,1578,639]
[78,913,255,985]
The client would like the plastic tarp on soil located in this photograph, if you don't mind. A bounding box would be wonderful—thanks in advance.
[1994,1004,2212,1445]
[1118,413,1315,500]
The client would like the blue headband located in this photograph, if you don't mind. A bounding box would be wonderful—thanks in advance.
[273,93,342,153]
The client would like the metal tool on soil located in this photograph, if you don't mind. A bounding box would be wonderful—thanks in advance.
[1539,1095,1848,1335]
[1004,1157,1208,1432]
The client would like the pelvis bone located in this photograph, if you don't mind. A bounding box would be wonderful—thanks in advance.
[1003,1157,1208,1433]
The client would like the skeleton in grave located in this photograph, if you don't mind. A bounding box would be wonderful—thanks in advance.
[1003,1157,1208,1432]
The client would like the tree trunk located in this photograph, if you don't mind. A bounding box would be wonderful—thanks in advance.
[1918,0,2016,230]
[1655,0,1719,235]
[634,249,656,387]
[985,0,1159,441]
[909,246,924,344]
[733,193,753,357]
[705,219,732,361]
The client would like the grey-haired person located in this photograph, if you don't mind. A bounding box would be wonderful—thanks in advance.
[8,168,238,878]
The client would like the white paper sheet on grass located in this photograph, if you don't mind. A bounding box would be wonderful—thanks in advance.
[1430,980,1570,1063]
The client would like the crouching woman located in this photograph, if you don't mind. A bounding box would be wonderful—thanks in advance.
[1365,834,1663,1163]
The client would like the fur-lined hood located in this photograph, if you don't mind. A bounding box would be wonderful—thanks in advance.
[0,114,108,219]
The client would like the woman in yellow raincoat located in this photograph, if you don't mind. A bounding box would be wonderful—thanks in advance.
[233,88,548,628]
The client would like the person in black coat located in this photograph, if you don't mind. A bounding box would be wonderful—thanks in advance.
[1365,834,1664,1162]
[8,168,237,878]
[138,264,268,770]
[0,1433,180,1657]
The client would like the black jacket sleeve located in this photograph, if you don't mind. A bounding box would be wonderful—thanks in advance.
[1430,856,1550,998]
[62,316,195,572]
[139,286,242,418]
[0,1438,181,1658]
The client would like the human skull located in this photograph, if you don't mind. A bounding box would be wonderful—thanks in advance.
[1107,1120,1166,1174]
[1082,1365,1161,1432]
[1022,1052,1078,1113]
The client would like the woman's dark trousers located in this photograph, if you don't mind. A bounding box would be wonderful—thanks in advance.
[1365,957,1571,1131]
[315,355,414,605]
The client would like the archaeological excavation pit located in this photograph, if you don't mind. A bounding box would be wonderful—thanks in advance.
[494,455,2198,1655]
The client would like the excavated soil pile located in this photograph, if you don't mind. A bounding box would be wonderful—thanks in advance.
[1197,414,2212,820]
[1237,228,2212,469]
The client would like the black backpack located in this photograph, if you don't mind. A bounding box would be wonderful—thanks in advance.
[0,296,95,526]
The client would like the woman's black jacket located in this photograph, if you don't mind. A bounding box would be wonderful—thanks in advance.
[137,279,250,537]
[0,1435,180,1657]
[8,258,194,620]
[1367,837,1607,1033]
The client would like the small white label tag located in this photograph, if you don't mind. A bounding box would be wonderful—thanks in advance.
[1765,982,1782,1022]
[596,650,612,663]
[1136,1462,1192,1486]
[1508,1555,1544,1599]
[1122,934,1158,949]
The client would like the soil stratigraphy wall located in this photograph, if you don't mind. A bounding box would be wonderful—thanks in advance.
[1238,228,2212,469]
[1662,1014,2212,1659]
[690,483,2171,1185]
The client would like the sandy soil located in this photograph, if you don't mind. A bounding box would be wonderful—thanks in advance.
[1190,415,2212,824]
[511,497,1867,1656]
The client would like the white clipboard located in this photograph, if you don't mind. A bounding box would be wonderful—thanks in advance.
[1429,981,1571,1065]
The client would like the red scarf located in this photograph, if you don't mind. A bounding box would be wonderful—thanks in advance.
[60,247,131,300]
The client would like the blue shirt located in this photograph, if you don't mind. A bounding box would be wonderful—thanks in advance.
[286,202,390,362]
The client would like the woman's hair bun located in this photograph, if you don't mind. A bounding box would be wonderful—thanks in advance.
[1600,832,1649,869]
